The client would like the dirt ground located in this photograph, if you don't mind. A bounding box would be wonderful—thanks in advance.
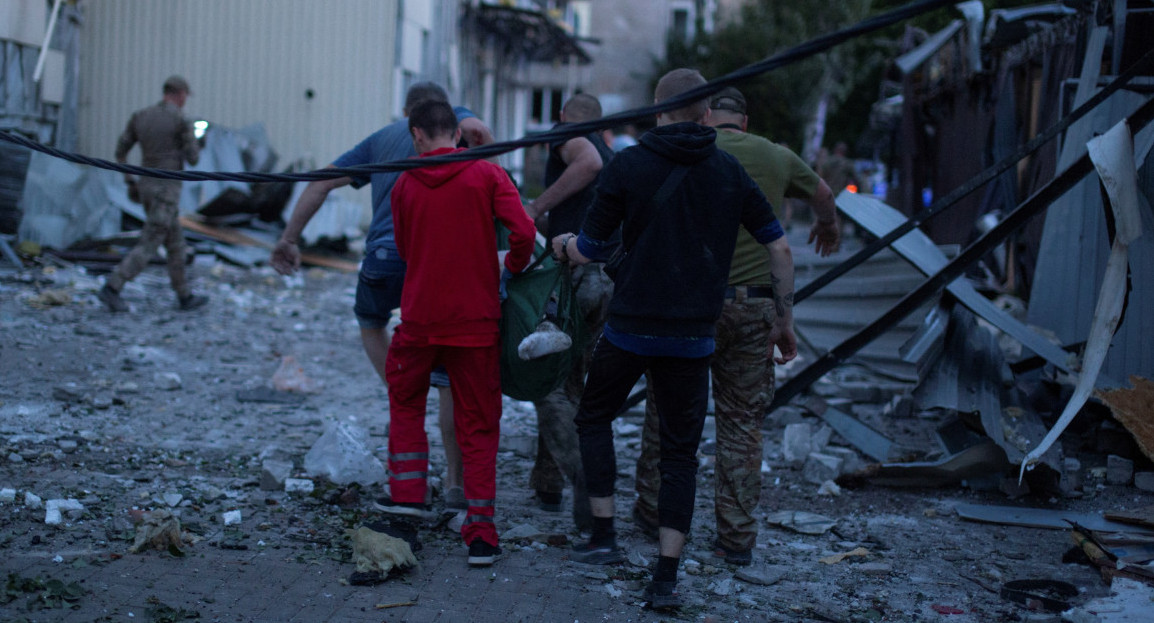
[1,257,1150,622]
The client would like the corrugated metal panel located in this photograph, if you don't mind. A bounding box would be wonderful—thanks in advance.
[77,0,399,211]
[1027,91,1154,388]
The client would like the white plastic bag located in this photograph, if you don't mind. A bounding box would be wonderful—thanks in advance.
[304,420,387,486]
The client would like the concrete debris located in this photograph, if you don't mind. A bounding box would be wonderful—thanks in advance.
[604,583,623,598]
[1134,472,1154,493]
[154,372,183,391]
[1063,578,1154,623]
[24,492,42,509]
[627,550,650,568]
[24,288,71,307]
[502,523,545,540]
[709,578,734,596]
[122,346,175,366]
[782,422,830,466]
[222,510,242,525]
[803,452,844,484]
[856,562,893,575]
[271,355,321,394]
[260,460,294,491]
[162,492,183,507]
[1107,455,1135,486]
[284,478,314,494]
[44,498,84,525]
[735,564,789,586]
[52,383,87,402]
[765,511,837,535]
[817,480,842,496]
[0,487,15,502]
[303,420,387,486]
[499,434,537,458]
[129,509,184,554]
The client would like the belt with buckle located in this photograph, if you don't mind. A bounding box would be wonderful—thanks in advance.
[723,285,775,300]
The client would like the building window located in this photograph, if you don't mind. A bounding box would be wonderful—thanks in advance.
[672,8,689,39]
[550,89,564,123]
[531,88,566,126]
[669,1,696,40]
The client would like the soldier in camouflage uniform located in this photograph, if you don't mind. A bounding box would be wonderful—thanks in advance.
[524,94,615,531]
[633,87,841,564]
[99,75,207,313]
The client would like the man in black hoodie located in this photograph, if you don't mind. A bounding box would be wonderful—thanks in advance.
[550,69,797,609]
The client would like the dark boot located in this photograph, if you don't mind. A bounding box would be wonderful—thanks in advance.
[178,293,208,311]
[98,285,128,312]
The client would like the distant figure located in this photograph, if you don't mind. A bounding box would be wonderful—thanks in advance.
[819,141,859,195]
[384,99,536,567]
[610,124,639,152]
[100,75,206,312]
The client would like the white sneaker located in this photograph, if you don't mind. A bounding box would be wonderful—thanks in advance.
[517,321,572,360]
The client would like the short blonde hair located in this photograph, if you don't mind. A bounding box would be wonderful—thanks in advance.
[655,69,708,123]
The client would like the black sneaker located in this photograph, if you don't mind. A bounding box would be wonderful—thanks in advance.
[373,495,435,520]
[537,490,562,512]
[98,285,128,313]
[711,541,752,566]
[178,293,209,311]
[467,539,501,567]
[643,580,682,610]
[570,540,625,565]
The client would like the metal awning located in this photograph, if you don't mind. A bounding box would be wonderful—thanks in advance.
[895,20,963,75]
[466,2,592,64]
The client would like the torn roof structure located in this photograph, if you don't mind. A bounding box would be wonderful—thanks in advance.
[463,2,592,65]
[872,1,1154,389]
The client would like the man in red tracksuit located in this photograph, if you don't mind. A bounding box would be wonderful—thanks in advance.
[379,99,536,567]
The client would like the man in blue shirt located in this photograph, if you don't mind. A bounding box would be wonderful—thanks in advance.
[550,69,797,609]
[272,82,494,512]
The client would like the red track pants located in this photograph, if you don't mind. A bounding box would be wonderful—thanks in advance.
[385,327,502,546]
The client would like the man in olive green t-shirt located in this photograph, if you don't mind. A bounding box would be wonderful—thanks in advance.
[633,86,840,565]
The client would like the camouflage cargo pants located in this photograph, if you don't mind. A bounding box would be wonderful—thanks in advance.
[635,294,776,551]
[529,264,613,529]
[107,179,190,298]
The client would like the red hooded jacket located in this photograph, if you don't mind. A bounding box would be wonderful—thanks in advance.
[391,147,536,340]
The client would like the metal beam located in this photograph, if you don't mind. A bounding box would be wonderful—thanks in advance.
[769,95,1154,412]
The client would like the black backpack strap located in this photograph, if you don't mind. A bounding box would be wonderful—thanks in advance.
[621,163,690,249]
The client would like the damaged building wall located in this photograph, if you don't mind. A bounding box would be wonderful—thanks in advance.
[1,0,78,148]
[76,0,400,215]
[1028,90,1154,388]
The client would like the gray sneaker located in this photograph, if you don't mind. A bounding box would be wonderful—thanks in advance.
[98,286,128,313]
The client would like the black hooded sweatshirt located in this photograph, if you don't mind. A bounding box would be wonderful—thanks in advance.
[578,121,780,340]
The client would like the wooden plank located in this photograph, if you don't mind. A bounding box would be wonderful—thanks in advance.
[179,216,358,273]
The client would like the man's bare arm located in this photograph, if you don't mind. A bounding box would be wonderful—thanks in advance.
[807,180,841,257]
[765,236,797,364]
[459,117,499,164]
[527,137,603,220]
[272,168,351,274]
